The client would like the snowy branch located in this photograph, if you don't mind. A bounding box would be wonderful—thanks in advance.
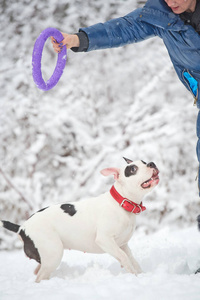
[0,167,33,210]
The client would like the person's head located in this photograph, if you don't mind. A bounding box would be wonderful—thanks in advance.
[164,0,196,14]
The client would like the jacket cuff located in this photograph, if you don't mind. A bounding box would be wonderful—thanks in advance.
[71,32,89,52]
[79,24,110,52]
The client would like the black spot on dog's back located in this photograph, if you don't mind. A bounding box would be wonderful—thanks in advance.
[20,230,41,263]
[37,207,49,213]
[60,204,77,216]
[29,206,49,219]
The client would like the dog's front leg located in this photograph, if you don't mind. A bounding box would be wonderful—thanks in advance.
[95,234,137,274]
[121,244,142,274]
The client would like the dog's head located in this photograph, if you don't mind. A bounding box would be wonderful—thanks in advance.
[101,158,159,203]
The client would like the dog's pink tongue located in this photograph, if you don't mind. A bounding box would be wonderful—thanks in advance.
[141,180,151,188]
[142,177,159,188]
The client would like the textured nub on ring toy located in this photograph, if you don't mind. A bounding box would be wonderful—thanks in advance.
[32,27,67,91]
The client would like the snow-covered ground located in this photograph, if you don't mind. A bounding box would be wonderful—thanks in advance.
[0,226,200,300]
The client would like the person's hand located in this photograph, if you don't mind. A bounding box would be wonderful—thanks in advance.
[51,33,80,53]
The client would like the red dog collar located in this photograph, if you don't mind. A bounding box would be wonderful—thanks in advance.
[110,185,146,214]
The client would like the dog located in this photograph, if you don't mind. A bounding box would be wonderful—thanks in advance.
[0,158,159,282]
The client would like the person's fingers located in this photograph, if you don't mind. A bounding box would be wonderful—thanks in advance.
[50,37,63,53]
[51,36,57,44]
[51,33,77,52]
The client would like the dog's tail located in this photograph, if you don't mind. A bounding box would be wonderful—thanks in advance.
[0,220,20,233]
[197,215,200,231]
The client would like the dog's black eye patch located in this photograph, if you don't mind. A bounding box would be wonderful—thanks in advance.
[61,204,77,216]
[125,165,138,177]
[141,160,147,165]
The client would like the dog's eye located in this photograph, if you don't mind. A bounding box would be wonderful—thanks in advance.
[130,165,138,174]
[125,164,138,177]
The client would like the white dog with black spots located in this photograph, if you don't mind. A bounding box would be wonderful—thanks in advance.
[1,158,159,282]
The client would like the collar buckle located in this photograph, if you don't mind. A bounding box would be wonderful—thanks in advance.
[110,185,146,214]
[120,198,142,214]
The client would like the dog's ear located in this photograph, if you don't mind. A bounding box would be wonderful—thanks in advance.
[100,168,120,180]
[123,157,133,164]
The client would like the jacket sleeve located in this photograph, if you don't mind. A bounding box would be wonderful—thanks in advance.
[79,8,157,52]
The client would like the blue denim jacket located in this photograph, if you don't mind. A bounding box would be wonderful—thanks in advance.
[81,0,200,189]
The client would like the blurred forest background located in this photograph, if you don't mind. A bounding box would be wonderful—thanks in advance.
[0,0,199,249]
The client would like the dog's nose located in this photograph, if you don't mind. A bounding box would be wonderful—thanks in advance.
[147,162,157,169]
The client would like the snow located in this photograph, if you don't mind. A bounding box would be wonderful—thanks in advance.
[0,226,200,300]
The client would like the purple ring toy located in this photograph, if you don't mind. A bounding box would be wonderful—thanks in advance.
[32,27,67,91]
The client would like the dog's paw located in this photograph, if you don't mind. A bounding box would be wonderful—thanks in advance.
[134,268,142,275]
[131,261,142,274]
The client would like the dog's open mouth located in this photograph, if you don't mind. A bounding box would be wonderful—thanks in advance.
[141,168,159,189]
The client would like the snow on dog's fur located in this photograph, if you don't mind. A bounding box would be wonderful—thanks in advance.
[1,158,159,282]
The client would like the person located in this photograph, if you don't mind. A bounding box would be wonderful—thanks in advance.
[51,0,200,188]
